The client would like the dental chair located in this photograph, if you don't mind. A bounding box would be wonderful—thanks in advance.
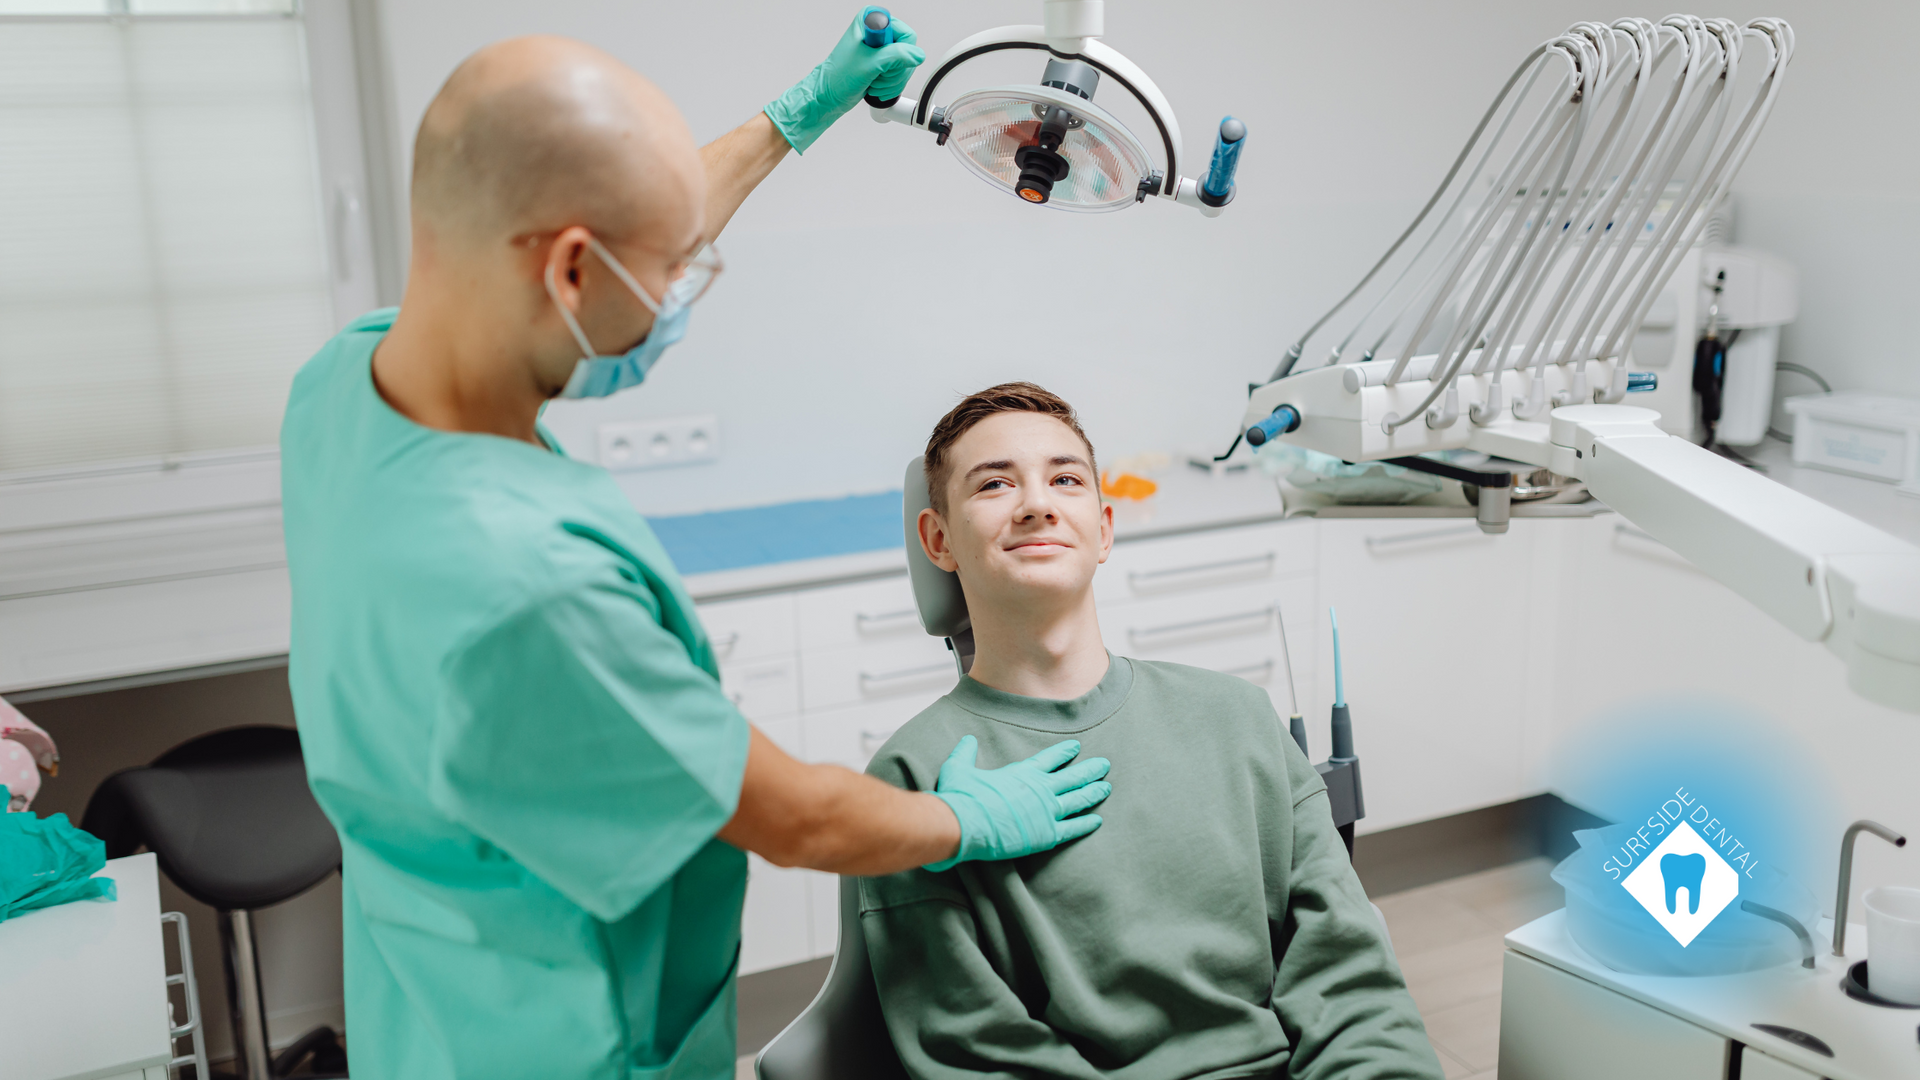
[757,460,1378,1076]
[755,464,952,1079]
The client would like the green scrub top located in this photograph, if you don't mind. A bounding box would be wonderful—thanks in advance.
[280,310,750,1080]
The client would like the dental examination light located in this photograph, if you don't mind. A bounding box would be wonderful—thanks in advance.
[866,1,1244,217]
[1231,18,1920,716]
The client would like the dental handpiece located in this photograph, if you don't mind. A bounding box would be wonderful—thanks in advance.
[859,7,899,109]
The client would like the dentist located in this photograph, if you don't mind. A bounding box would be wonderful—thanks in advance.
[279,16,1110,1080]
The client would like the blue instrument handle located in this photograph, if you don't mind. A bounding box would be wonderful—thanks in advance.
[860,6,899,109]
[1202,116,1246,203]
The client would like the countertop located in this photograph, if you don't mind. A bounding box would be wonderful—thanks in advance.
[1506,908,1915,1080]
[681,465,1288,602]
[1740,438,1920,548]
[2,852,173,1080]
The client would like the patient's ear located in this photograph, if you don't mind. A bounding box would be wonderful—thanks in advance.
[918,507,961,572]
[1095,502,1114,565]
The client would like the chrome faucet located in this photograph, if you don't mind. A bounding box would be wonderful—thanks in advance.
[1833,820,1907,957]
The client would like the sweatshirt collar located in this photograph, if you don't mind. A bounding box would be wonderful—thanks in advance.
[946,653,1133,734]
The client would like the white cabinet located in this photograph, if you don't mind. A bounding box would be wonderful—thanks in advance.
[1097,573,1317,720]
[1741,1050,1825,1080]
[1499,950,1731,1080]
[1312,519,1539,831]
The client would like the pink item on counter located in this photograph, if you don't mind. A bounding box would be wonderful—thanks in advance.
[0,697,57,813]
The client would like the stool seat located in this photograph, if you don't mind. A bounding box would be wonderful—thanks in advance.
[81,724,347,1078]
[85,727,339,911]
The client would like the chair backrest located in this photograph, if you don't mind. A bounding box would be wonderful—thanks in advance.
[902,456,975,674]
[754,876,907,1080]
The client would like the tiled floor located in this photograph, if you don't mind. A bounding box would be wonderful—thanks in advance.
[734,857,1565,1079]
[1375,856,1566,1080]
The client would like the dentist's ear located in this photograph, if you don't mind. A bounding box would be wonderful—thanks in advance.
[918,507,960,573]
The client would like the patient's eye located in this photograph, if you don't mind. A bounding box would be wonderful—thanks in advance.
[1053,474,1084,487]
[979,478,1010,492]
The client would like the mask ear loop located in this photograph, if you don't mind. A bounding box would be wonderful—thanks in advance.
[584,236,665,314]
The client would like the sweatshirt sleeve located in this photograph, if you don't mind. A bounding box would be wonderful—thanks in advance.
[1270,746,1447,1080]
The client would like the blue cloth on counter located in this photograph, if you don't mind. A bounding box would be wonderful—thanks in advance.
[0,788,116,922]
[647,490,905,574]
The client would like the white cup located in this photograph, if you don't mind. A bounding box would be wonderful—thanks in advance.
[1864,886,1920,1005]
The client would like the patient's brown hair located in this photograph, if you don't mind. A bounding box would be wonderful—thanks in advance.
[923,382,1097,515]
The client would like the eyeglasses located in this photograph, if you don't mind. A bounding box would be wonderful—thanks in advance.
[584,236,725,314]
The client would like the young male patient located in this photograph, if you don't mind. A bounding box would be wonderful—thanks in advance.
[861,384,1444,1080]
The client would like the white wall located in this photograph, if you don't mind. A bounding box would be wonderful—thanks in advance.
[369,0,1920,517]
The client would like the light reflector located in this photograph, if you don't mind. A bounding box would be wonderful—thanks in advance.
[942,86,1152,213]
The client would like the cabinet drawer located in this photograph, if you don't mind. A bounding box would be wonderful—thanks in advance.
[795,575,925,652]
[1104,577,1316,721]
[1099,522,1314,607]
[802,697,943,771]
[1499,951,1730,1080]
[720,656,799,722]
[696,593,796,665]
[1101,577,1314,660]
[801,634,957,712]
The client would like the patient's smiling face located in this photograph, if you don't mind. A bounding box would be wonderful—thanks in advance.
[920,411,1114,607]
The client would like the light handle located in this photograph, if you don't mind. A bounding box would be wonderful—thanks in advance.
[1200,116,1245,206]
[860,7,900,109]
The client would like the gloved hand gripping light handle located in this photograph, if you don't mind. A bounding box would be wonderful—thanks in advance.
[1198,116,1245,208]
[860,6,901,109]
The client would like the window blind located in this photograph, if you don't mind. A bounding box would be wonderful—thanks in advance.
[0,4,336,475]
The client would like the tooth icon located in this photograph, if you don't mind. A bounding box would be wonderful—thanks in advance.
[1661,852,1706,915]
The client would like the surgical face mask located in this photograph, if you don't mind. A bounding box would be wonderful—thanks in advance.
[544,237,723,399]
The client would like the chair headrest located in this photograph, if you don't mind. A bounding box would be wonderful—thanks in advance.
[903,456,970,638]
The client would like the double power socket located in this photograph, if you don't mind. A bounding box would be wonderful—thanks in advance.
[597,414,720,471]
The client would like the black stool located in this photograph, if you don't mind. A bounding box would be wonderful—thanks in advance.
[82,726,347,1079]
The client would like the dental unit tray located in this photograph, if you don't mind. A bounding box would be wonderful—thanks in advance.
[866,1,1244,217]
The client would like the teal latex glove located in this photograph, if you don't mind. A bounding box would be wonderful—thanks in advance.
[0,789,117,923]
[925,736,1111,872]
[765,10,926,154]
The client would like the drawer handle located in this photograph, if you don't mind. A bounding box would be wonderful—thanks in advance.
[1128,604,1276,647]
[1128,552,1275,590]
[710,630,741,656]
[859,729,898,756]
[858,660,953,694]
[855,608,922,634]
[1219,659,1275,684]
[727,690,746,707]
[1363,525,1482,551]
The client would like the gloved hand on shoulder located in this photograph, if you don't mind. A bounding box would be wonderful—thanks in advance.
[765,9,925,154]
[925,735,1111,872]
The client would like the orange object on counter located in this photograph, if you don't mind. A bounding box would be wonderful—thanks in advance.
[1100,471,1159,501]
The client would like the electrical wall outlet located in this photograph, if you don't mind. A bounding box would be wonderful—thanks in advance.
[598,414,720,471]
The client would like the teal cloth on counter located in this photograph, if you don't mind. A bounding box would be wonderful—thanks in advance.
[646,490,904,574]
[0,787,117,922]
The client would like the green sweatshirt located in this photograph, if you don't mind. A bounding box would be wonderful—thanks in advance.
[860,655,1443,1080]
